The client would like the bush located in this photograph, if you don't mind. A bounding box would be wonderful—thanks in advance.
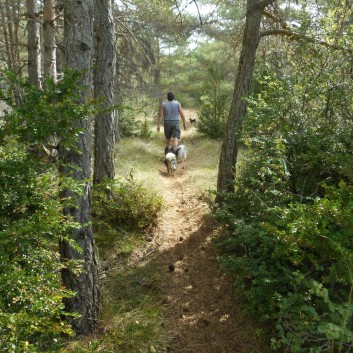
[195,58,232,140]
[196,93,228,139]
[92,176,163,234]
[216,52,353,352]
[217,183,353,352]
[119,109,154,140]
[118,109,142,138]
[0,71,95,352]
[0,147,76,353]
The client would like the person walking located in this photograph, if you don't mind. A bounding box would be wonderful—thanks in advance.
[157,91,186,150]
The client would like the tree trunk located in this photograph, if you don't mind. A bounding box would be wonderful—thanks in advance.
[0,0,14,72]
[43,0,56,80]
[216,0,273,200]
[155,38,163,106]
[26,0,41,87]
[60,0,100,336]
[3,0,22,103]
[93,0,117,184]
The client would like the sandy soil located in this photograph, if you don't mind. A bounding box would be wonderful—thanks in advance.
[140,127,270,353]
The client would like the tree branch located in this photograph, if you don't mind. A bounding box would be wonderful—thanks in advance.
[260,28,353,55]
[260,0,275,10]
[191,0,203,26]
[174,0,183,29]
[262,10,289,29]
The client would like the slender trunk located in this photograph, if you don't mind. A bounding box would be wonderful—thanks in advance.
[43,0,56,80]
[216,0,273,200]
[60,0,99,335]
[0,0,13,71]
[26,0,41,87]
[11,0,20,68]
[93,0,117,184]
[5,0,15,70]
[4,0,21,103]
[155,38,162,106]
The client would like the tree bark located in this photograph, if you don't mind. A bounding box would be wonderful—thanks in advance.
[0,0,13,72]
[26,0,41,87]
[3,0,22,103]
[93,0,117,184]
[216,0,273,200]
[60,0,100,336]
[43,0,56,80]
[155,38,163,106]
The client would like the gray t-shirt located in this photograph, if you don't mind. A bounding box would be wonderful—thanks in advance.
[162,100,180,121]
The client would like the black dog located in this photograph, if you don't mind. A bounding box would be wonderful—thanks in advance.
[165,145,174,155]
[189,118,196,125]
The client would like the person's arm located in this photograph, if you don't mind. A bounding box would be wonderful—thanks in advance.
[178,104,187,130]
[157,106,163,132]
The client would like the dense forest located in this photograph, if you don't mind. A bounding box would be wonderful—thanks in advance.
[0,0,352,352]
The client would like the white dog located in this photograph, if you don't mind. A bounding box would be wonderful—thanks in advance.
[165,152,177,174]
[164,145,177,174]
[175,144,187,163]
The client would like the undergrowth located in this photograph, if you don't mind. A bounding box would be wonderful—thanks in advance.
[215,56,353,352]
[61,176,166,353]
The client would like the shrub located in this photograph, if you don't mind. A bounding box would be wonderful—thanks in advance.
[118,109,141,138]
[0,148,76,353]
[217,182,353,352]
[92,176,163,234]
[137,118,154,140]
[216,52,353,352]
[0,70,95,352]
[196,93,228,139]
[195,59,232,140]
[119,109,154,140]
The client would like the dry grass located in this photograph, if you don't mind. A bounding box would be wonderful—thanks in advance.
[115,126,221,194]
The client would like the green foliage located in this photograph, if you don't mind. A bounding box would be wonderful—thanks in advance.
[138,118,154,140]
[0,71,97,352]
[0,149,76,352]
[92,176,163,234]
[0,70,94,151]
[195,51,233,139]
[218,183,353,352]
[119,109,154,140]
[196,93,229,139]
[119,109,142,138]
[216,44,353,352]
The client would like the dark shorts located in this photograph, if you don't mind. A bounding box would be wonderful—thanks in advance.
[164,120,180,139]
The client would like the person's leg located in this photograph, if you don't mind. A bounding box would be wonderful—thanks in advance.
[164,122,173,148]
[171,136,178,150]
[170,122,181,151]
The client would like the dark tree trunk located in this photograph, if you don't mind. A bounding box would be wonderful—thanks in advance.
[216,0,274,200]
[26,0,41,87]
[155,38,163,106]
[0,1,13,71]
[3,0,22,103]
[59,0,100,336]
[93,0,117,184]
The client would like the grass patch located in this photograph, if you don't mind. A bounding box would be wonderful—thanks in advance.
[116,128,221,194]
[60,254,169,353]
[61,224,169,353]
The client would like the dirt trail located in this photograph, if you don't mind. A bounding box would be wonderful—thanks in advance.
[143,128,269,353]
